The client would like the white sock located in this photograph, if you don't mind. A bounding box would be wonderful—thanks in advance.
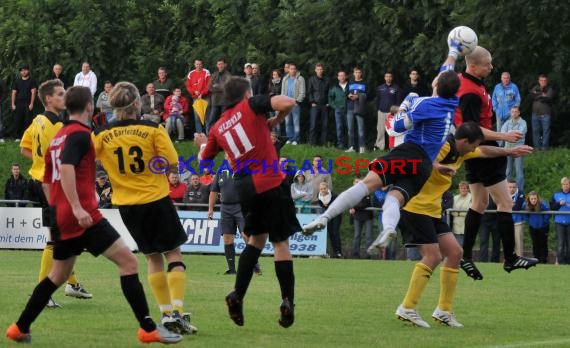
[321,181,369,220]
[381,194,401,232]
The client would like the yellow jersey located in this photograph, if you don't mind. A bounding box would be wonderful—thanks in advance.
[92,119,179,205]
[404,137,481,218]
[20,112,63,182]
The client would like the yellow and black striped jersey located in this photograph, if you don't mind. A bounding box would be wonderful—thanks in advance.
[92,119,179,205]
[20,112,63,182]
[404,137,481,218]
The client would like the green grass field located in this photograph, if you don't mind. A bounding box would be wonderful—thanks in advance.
[2,250,569,347]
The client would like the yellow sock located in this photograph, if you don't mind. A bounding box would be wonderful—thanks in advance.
[38,244,54,283]
[438,267,459,311]
[167,271,187,313]
[148,271,172,315]
[67,270,78,286]
[402,262,433,309]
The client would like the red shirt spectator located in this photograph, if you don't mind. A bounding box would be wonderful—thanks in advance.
[185,59,211,100]
[168,172,187,203]
[199,169,213,186]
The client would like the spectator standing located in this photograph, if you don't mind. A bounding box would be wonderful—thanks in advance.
[509,180,526,257]
[530,74,555,150]
[4,163,28,207]
[50,64,68,89]
[290,171,313,213]
[451,181,471,246]
[243,63,253,82]
[328,70,348,149]
[154,67,174,100]
[402,68,430,97]
[141,83,165,124]
[96,81,114,123]
[251,63,266,96]
[350,176,373,258]
[303,155,333,205]
[492,72,521,133]
[551,177,570,264]
[501,106,527,192]
[183,174,209,211]
[307,63,330,146]
[346,67,368,153]
[523,191,550,263]
[11,64,37,140]
[318,182,342,258]
[207,58,232,134]
[168,172,187,204]
[95,171,113,209]
[268,69,283,134]
[479,196,501,263]
[268,69,282,97]
[280,63,305,145]
[185,59,211,134]
[375,71,402,151]
[73,62,97,96]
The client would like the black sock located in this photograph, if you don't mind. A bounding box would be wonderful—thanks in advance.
[120,274,156,332]
[235,244,262,299]
[274,260,295,303]
[463,209,483,260]
[497,212,516,262]
[225,243,236,271]
[17,277,59,333]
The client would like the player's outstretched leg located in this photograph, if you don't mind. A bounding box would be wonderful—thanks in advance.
[225,291,244,326]
[459,259,483,280]
[496,211,539,273]
[368,193,402,255]
[303,178,372,235]
[274,242,295,328]
[503,255,539,273]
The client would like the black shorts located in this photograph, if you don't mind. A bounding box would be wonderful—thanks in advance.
[235,175,302,243]
[220,204,245,235]
[53,219,120,260]
[465,141,507,186]
[369,142,432,203]
[400,210,452,246]
[119,196,188,255]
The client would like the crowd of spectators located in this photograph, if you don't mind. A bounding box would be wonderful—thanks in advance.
[0,59,565,263]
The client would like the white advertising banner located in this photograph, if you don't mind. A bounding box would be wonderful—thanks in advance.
[0,208,327,256]
[178,210,327,256]
[0,208,137,251]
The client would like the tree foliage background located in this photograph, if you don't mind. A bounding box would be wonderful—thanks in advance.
[1,0,569,145]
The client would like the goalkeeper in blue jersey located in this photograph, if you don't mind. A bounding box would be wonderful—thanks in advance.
[303,70,460,249]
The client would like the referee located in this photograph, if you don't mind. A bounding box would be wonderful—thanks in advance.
[208,165,261,275]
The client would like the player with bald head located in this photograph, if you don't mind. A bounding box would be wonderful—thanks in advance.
[451,46,539,279]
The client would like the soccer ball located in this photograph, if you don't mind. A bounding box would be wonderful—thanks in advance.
[447,26,478,56]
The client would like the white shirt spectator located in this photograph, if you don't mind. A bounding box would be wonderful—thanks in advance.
[73,63,97,95]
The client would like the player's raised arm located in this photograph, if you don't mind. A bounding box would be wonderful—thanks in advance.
[267,95,296,129]
[432,26,478,95]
